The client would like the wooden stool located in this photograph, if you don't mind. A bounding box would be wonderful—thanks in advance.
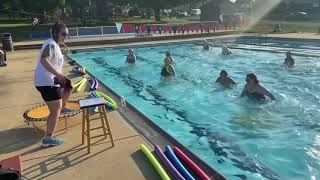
[79,97,115,153]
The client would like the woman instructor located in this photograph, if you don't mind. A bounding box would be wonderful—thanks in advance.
[34,23,72,147]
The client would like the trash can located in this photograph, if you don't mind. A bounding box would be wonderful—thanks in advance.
[1,33,13,51]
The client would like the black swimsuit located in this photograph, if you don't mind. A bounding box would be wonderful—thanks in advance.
[126,56,135,64]
[247,91,266,101]
[161,66,171,77]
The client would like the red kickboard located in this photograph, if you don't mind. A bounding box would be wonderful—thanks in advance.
[0,155,23,175]
[173,147,210,180]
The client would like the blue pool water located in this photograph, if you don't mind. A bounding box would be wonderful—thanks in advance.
[71,41,320,180]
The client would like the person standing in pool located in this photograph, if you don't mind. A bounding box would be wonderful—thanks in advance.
[203,39,210,50]
[284,51,294,66]
[161,57,175,78]
[165,51,174,64]
[34,22,73,147]
[241,73,275,101]
[216,70,236,86]
[126,48,136,64]
[222,45,232,55]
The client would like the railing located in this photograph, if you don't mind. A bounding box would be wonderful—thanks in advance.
[66,20,248,39]
[68,26,135,39]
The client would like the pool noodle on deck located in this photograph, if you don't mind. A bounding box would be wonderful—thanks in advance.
[95,91,118,110]
[155,145,186,180]
[140,144,171,180]
[75,78,87,92]
[94,78,99,89]
[165,145,195,180]
[73,78,86,89]
[90,77,96,90]
[173,147,211,180]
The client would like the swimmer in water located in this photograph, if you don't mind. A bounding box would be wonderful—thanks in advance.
[203,39,210,50]
[161,57,175,78]
[216,70,236,86]
[165,51,174,64]
[222,45,232,55]
[126,48,136,64]
[241,73,276,101]
[284,51,294,66]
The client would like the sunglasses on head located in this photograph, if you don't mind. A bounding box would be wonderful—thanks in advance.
[60,32,68,37]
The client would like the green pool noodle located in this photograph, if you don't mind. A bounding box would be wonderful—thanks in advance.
[140,144,171,180]
[75,78,87,92]
[95,91,118,110]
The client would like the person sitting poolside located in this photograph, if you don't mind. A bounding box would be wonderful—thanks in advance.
[161,57,175,78]
[0,49,7,67]
[222,45,232,56]
[241,73,276,101]
[126,48,136,64]
[216,70,236,86]
[203,39,210,50]
[165,51,174,64]
[284,51,295,66]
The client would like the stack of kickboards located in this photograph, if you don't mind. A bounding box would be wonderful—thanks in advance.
[140,144,212,180]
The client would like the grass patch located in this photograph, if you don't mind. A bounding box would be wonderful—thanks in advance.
[247,20,320,33]
[0,24,52,41]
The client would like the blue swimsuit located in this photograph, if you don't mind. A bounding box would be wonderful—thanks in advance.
[247,91,266,101]
[126,56,136,64]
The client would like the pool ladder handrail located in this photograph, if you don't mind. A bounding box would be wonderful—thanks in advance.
[255,33,268,44]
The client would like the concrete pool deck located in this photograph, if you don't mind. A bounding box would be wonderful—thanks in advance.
[0,50,162,180]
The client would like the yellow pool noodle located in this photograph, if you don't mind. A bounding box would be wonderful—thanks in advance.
[140,144,171,180]
[75,78,87,92]
[73,78,85,89]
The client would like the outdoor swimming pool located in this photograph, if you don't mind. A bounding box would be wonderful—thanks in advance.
[71,40,320,180]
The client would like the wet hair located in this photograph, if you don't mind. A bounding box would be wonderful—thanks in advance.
[286,50,292,57]
[220,70,228,76]
[246,73,259,84]
[51,22,67,39]
[128,48,134,53]
[166,51,171,57]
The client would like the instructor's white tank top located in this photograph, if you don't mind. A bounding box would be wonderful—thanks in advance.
[34,38,64,87]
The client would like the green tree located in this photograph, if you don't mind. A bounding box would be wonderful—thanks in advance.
[3,0,23,19]
[137,0,196,21]
[58,0,66,8]
[66,0,88,19]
